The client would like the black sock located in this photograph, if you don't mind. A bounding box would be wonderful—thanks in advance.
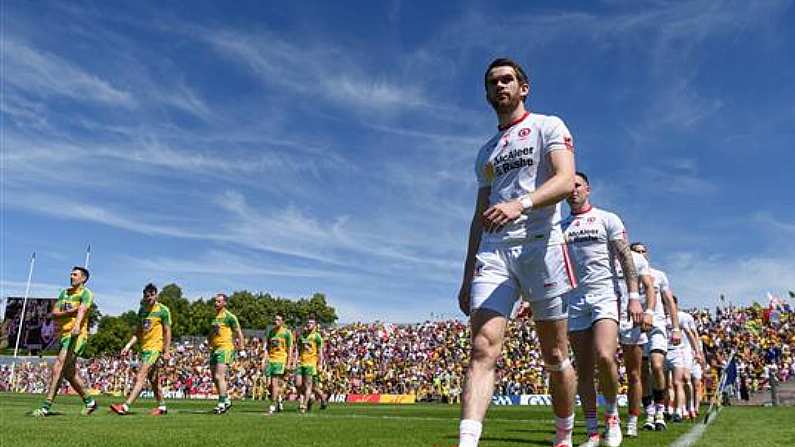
[653,388,665,404]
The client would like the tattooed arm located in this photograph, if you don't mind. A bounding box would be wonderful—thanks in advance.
[612,238,643,325]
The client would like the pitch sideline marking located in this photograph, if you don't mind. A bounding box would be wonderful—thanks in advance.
[669,408,720,447]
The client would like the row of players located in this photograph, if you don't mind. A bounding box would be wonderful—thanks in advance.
[456,58,703,447]
[30,274,326,417]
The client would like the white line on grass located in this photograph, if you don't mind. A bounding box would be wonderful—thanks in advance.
[669,408,721,447]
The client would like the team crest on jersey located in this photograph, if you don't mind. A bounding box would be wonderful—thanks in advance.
[213,323,221,334]
[564,136,574,151]
[143,319,153,331]
[518,128,531,139]
[587,217,596,223]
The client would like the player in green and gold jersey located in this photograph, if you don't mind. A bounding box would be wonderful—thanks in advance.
[295,316,324,413]
[32,267,97,417]
[209,293,245,414]
[111,283,172,416]
[264,314,293,414]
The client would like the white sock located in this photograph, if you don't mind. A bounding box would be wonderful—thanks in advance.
[122,403,130,412]
[628,414,638,425]
[645,404,655,417]
[459,419,482,447]
[555,414,574,443]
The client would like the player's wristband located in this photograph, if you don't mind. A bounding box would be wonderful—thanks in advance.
[672,328,681,333]
[643,309,654,316]
[629,292,641,301]
[519,194,534,211]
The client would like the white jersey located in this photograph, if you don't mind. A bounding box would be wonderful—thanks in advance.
[647,268,671,324]
[561,206,625,290]
[668,311,695,351]
[475,112,574,245]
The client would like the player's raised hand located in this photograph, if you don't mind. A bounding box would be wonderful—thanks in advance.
[482,200,523,233]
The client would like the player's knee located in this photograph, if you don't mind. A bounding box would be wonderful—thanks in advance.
[470,333,501,363]
[595,349,615,369]
[544,353,572,373]
[627,369,642,385]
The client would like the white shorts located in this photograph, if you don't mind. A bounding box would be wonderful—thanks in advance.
[615,282,648,345]
[643,325,668,357]
[620,321,649,346]
[470,241,576,320]
[567,283,620,332]
[665,347,692,371]
[691,361,703,380]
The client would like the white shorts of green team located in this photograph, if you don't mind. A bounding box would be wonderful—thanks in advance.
[565,280,620,332]
[616,281,648,346]
[665,345,694,371]
[470,240,576,321]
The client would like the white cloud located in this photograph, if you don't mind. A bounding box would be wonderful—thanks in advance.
[4,39,134,106]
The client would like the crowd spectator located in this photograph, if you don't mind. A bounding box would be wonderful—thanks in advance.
[1,304,792,403]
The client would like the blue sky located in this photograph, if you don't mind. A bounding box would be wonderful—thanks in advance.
[2,0,794,323]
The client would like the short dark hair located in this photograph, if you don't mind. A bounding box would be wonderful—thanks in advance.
[143,283,158,296]
[484,58,529,91]
[72,266,90,281]
[215,293,228,301]
[673,295,679,305]
[575,171,589,185]
[630,242,646,251]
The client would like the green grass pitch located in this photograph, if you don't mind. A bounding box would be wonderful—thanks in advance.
[1,393,792,446]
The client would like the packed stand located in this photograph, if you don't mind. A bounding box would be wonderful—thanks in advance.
[1,304,792,402]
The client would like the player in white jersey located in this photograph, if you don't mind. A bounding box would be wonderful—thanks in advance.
[457,58,577,447]
[688,325,705,419]
[630,243,681,431]
[562,172,641,447]
[664,301,702,422]
[616,250,656,437]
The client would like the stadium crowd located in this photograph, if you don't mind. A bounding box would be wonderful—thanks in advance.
[1,304,792,402]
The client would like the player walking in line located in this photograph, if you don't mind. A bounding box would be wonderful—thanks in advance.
[616,249,656,437]
[209,293,245,414]
[264,314,293,414]
[664,299,702,422]
[457,57,577,447]
[295,316,324,413]
[111,283,172,416]
[562,172,643,447]
[630,243,681,432]
[32,267,97,416]
[689,326,705,418]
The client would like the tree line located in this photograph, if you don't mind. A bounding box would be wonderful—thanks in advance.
[84,284,337,357]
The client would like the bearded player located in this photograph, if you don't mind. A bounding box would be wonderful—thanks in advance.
[32,267,97,417]
[457,57,577,447]
[562,172,644,447]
